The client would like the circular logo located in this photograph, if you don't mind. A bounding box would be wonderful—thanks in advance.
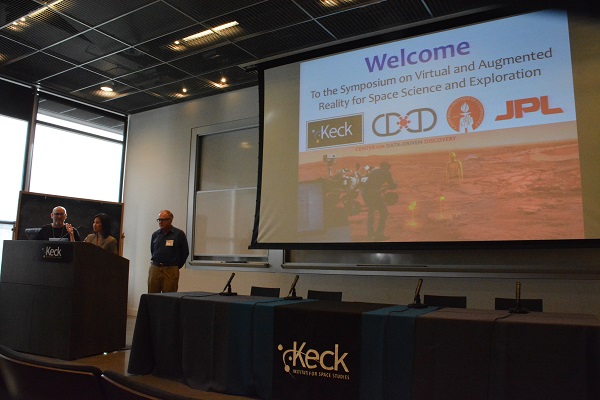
[446,96,484,133]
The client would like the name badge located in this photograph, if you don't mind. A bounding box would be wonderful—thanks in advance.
[166,240,174,246]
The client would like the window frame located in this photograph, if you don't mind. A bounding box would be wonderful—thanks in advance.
[26,93,127,203]
[187,116,270,269]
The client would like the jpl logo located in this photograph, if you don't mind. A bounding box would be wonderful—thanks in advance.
[278,341,349,373]
[495,96,563,120]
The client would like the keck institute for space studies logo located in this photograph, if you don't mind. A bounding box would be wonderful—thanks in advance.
[306,114,363,150]
[277,341,351,381]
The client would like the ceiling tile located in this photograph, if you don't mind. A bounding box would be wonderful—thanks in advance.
[115,63,191,90]
[318,0,431,39]
[293,0,394,18]
[97,2,197,46]
[134,23,228,63]
[423,0,500,17]
[0,7,87,49]
[69,81,140,108]
[163,0,266,22]
[202,1,311,39]
[149,76,217,99]
[200,66,258,89]
[0,0,42,25]
[102,90,171,113]
[39,66,108,92]
[51,0,152,27]
[86,48,161,78]
[44,29,127,64]
[0,51,74,82]
[235,20,334,59]
[170,43,257,76]
[0,35,37,64]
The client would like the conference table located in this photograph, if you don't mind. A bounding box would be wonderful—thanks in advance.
[127,292,600,400]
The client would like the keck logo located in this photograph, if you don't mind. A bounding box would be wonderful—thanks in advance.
[278,341,351,380]
[446,96,484,133]
[495,95,563,121]
[42,245,63,260]
[306,114,363,150]
[35,243,73,263]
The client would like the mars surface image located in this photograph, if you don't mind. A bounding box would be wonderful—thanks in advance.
[298,139,584,242]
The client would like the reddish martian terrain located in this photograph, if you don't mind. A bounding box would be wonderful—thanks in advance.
[298,139,584,242]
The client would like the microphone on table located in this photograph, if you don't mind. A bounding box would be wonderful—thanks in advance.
[284,275,302,300]
[509,281,528,314]
[219,273,237,296]
[407,278,427,308]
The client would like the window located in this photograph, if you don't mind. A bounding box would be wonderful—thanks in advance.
[190,119,267,264]
[0,115,28,221]
[29,96,125,202]
[0,115,28,265]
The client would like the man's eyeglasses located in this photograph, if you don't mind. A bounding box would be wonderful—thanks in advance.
[156,218,172,222]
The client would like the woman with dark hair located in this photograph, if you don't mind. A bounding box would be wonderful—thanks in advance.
[84,213,118,254]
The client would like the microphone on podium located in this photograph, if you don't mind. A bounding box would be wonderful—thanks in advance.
[407,278,427,308]
[509,281,528,314]
[284,275,302,300]
[219,273,237,296]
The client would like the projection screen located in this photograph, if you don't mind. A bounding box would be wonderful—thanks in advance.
[253,9,600,249]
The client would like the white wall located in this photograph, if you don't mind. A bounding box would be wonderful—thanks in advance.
[123,86,600,317]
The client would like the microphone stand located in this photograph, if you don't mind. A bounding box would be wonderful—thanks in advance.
[509,281,528,314]
[407,278,427,309]
[219,273,237,296]
[220,284,237,296]
[285,287,302,300]
[284,275,302,300]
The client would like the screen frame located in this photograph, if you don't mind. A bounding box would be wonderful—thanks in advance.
[251,5,600,251]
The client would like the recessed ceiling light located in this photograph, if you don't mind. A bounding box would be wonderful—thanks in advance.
[220,77,227,83]
[182,21,239,42]
[100,83,114,92]
[182,87,187,93]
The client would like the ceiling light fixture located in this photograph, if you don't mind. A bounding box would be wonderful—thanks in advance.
[29,0,64,17]
[100,82,114,92]
[182,21,239,42]
[182,87,187,93]
[10,0,64,26]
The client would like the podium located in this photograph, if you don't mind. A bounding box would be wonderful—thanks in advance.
[0,240,129,360]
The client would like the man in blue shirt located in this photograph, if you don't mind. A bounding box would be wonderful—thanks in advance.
[149,210,189,293]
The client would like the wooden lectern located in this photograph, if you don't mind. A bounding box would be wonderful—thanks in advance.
[0,240,129,360]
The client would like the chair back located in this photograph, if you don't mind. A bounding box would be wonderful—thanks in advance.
[0,344,104,400]
[307,290,343,301]
[0,366,9,400]
[423,294,467,308]
[250,286,281,297]
[495,297,543,312]
[24,227,41,240]
[101,370,198,400]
